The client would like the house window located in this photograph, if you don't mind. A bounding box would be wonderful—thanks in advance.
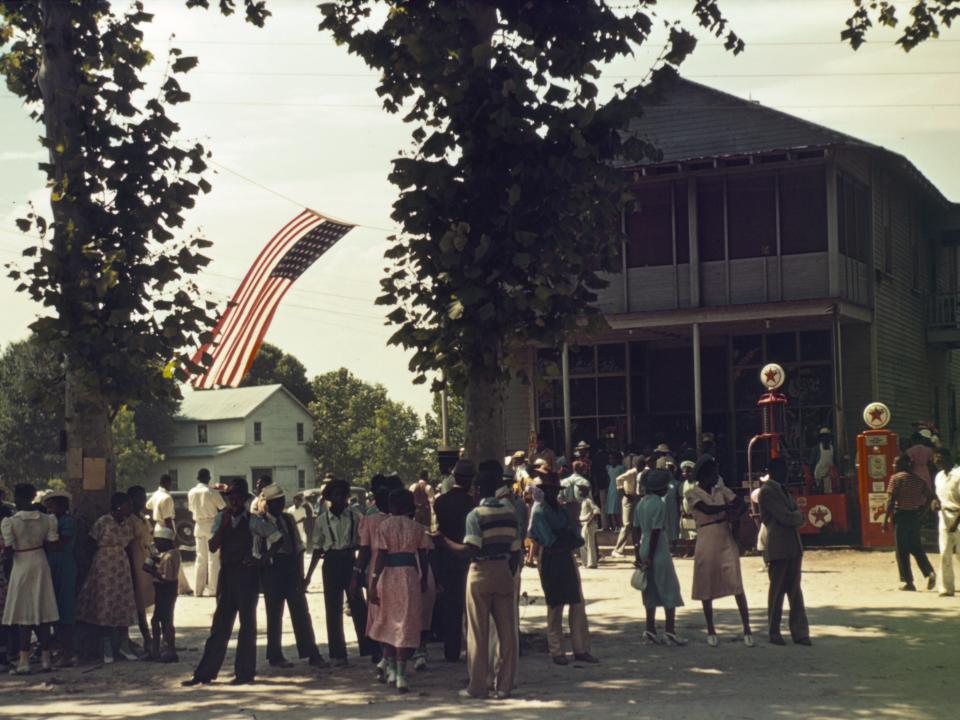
[837,173,871,263]
[727,174,776,259]
[296,422,304,442]
[168,469,179,491]
[254,421,262,443]
[696,177,725,262]
[779,167,827,255]
[626,184,674,267]
[197,424,207,445]
[298,469,306,489]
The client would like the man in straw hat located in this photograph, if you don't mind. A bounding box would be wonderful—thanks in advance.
[529,471,598,666]
[257,482,327,669]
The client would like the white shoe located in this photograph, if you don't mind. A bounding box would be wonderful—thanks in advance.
[744,634,755,648]
[610,551,625,558]
[706,634,719,648]
[385,662,397,685]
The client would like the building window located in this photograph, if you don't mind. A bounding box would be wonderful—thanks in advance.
[837,173,871,263]
[254,421,262,443]
[696,177,725,262]
[779,167,827,255]
[298,469,306,489]
[296,422,304,443]
[197,424,207,445]
[626,184,674,267]
[536,344,628,451]
[168,469,179,491]
[727,174,776,259]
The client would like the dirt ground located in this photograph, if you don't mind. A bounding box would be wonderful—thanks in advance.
[1,548,955,720]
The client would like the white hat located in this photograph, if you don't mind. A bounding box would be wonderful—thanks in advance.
[44,490,72,503]
[260,484,284,501]
[154,527,174,540]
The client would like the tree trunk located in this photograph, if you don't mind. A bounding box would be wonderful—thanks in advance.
[38,1,115,524]
[463,370,504,465]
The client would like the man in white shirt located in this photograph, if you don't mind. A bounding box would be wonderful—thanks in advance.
[933,448,960,596]
[305,478,372,667]
[188,468,225,598]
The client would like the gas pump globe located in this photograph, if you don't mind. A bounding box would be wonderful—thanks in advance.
[757,363,788,458]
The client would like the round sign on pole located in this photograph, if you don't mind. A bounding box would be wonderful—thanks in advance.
[759,363,785,391]
[863,401,891,430]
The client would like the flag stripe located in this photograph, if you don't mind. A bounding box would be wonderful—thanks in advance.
[233,277,298,387]
[218,276,288,387]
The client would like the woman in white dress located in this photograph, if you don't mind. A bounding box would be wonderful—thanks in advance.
[0,483,60,674]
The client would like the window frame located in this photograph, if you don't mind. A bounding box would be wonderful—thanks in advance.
[197,424,208,445]
[254,421,262,443]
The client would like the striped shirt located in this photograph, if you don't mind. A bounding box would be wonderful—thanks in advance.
[463,497,521,559]
[887,471,930,511]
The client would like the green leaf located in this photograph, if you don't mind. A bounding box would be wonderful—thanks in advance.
[171,56,200,74]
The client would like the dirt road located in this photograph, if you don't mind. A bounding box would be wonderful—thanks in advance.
[2,549,955,720]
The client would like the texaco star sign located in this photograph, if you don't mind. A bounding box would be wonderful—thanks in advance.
[863,401,891,430]
[759,363,785,391]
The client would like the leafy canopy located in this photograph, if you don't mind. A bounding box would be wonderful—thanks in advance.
[320,1,742,392]
[240,341,313,407]
[842,0,959,50]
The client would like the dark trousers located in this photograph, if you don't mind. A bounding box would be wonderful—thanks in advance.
[322,549,372,659]
[437,551,469,661]
[262,553,319,663]
[767,555,809,641]
[193,564,259,682]
[894,509,934,584]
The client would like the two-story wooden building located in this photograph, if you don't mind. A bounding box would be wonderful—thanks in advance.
[147,384,315,496]
[500,76,960,484]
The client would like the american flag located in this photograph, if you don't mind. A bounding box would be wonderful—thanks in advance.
[192,209,355,389]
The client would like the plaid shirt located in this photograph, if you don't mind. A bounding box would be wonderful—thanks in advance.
[887,472,930,512]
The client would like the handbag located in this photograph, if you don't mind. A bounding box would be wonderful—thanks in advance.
[630,566,647,591]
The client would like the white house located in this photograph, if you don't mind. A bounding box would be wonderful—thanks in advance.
[149,384,316,497]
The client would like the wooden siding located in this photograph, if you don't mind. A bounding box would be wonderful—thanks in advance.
[627,266,680,312]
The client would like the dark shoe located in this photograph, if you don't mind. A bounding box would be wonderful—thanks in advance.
[573,653,600,664]
[229,677,255,685]
[181,678,210,687]
[308,655,329,668]
[269,659,294,669]
[552,655,569,666]
[159,652,179,664]
[769,635,786,646]
[794,638,813,646]
[331,657,348,668]
[899,582,917,591]
[927,571,937,591]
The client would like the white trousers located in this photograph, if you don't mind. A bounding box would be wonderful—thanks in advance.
[580,522,598,568]
[939,525,959,594]
[194,521,220,597]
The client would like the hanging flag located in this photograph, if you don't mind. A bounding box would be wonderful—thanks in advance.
[192,209,355,389]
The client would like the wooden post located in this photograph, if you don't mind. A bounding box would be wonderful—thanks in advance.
[562,341,572,461]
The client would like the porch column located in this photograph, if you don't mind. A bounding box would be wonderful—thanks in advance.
[440,388,450,447]
[693,322,703,455]
[562,341,572,461]
[831,305,847,458]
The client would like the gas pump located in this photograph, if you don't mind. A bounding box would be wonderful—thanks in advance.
[857,402,897,548]
[747,364,788,534]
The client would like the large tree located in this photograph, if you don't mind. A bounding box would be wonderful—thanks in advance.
[320,1,743,461]
[0,1,267,519]
[240,342,313,407]
[309,368,428,484]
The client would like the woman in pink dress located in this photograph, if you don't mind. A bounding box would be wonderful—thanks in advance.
[352,476,403,678]
[368,489,429,694]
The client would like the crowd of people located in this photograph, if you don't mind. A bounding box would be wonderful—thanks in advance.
[2,430,957,700]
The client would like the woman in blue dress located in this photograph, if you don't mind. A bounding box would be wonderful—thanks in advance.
[605,452,625,530]
[635,469,686,646]
[44,490,78,667]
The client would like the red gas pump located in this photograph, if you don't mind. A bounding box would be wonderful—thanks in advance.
[747,364,788,536]
[857,402,897,548]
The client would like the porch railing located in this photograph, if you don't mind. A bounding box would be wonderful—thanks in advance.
[930,292,960,330]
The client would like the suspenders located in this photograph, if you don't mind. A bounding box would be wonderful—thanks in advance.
[322,508,355,551]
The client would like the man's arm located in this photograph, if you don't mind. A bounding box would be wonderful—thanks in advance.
[761,486,804,528]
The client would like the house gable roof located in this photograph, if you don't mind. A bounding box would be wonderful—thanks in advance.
[626,74,870,163]
[177,384,313,422]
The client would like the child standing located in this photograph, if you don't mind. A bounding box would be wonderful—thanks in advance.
[635,470,686,646]
[578,484,600,569]
[367,489,429,694]
[43,491,78,667]
[146,527,181,662]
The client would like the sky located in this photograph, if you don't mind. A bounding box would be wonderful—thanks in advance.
[0,0,958,416]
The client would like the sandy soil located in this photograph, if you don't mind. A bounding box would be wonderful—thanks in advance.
[1,548,955,720]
